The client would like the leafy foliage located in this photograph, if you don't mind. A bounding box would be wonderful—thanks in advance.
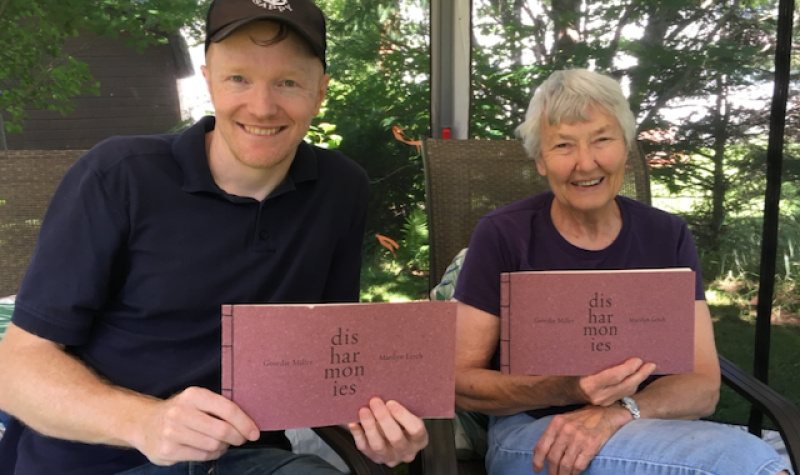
[318,0,431,248]
[360,208,429,303]
[0,0,207,132]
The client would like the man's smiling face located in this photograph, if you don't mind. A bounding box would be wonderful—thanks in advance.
[202,21,328,174]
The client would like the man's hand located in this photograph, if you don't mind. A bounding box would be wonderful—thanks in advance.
[577,358,655,407]
[133,387,260,466]
[347,398,429,467]
[532,405,632,475]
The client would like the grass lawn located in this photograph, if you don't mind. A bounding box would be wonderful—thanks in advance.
[359,261,429,303]
[710,301,800,427]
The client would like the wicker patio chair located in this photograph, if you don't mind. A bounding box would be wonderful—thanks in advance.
[417,138,800,475]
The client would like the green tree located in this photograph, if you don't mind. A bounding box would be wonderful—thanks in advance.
[318,0,431,248]
[470,0,795,254]
[0,0,207,133]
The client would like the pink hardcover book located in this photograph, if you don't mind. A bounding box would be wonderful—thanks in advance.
[222,301,456,430]
[500,268,695,376]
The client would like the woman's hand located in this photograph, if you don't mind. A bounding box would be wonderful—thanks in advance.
[532,404,633,475]
[576,358,655,407]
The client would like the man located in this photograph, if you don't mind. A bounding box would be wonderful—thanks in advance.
[0,0,428,473]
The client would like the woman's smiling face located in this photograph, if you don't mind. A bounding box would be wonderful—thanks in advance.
[536,104,628,217]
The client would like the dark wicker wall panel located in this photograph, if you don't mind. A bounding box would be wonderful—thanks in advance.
[0,150,85,297]
[5,32,190,151]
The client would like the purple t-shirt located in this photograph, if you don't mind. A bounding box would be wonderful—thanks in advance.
[453,191,704,417]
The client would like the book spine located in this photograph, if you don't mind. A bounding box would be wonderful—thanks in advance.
[500,273,510,375]
[221,305,233,400]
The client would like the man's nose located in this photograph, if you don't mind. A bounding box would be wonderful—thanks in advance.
[249,85,279,117]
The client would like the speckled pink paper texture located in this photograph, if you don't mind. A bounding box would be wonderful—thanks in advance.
[500,269,695,376]
[222,301,456,430]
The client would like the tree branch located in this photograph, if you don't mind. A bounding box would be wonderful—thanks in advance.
[638,0,743,130]
[369,162,419,185]
[605,1,637,67]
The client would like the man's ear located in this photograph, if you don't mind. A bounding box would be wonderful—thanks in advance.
[314,73,331,116]
[201,64,212,97]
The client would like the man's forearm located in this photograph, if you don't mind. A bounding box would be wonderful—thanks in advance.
[0,324,157,447]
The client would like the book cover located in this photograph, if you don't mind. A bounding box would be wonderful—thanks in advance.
[222,301,456,431]
[500,269,695,376]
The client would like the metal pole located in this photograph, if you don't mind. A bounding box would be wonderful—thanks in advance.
[748,0,794,436]
[430,0,471,140]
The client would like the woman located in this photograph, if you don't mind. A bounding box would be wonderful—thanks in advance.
[453,69,790,475]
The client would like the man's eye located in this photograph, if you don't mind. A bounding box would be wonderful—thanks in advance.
[283,79,297,87]
[231,75,244,82]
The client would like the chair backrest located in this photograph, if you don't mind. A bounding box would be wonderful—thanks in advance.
[422,139,651,290]
[0,150,85,297]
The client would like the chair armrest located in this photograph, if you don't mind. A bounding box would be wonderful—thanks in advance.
[408,419,458,475]
[719,355,800,473]
[312,426,394,475]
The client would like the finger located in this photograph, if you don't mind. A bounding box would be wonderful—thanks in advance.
[370,398,410,455]
[532,419,559,473]
[556,434,584,475]
[182,387,260,442]
[572,451,595,475]
[358,405,388,459]
[386,400,428,446]
[615,362,656,396]
[148,403,232,455]
[547,436,571,475]
[348,422,370,454]
[601,358,643,385]
[581,359,648,406]
[182,413,248,448]
[147,439,228,465]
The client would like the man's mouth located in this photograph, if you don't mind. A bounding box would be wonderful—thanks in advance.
[243,125,282,136]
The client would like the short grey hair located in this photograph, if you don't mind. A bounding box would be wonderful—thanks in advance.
[515,69,636,161]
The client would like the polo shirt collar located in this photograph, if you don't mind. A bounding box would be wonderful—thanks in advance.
[173,116,319,197]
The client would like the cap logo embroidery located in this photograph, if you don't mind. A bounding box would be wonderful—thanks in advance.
[252,0,292,12]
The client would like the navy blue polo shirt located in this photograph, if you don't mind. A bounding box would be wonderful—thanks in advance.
[4,116,369,475]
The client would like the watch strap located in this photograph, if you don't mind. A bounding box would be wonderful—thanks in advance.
[620,396,641,420]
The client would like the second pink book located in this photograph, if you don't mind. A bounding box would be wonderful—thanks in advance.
[500,268,696,376]
[222,301,456,430]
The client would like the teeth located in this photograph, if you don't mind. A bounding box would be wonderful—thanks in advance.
[574,178,602,186]
[244,125,280,136]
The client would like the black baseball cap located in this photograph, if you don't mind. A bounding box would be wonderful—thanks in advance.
[205,0,327,69]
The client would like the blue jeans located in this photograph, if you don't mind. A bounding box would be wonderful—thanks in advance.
[486,412,790,475]
[116,447,344,475]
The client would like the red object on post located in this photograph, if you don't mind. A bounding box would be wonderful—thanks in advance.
[442,128,451,139]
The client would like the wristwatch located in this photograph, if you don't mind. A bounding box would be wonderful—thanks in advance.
[620,396,641,420]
